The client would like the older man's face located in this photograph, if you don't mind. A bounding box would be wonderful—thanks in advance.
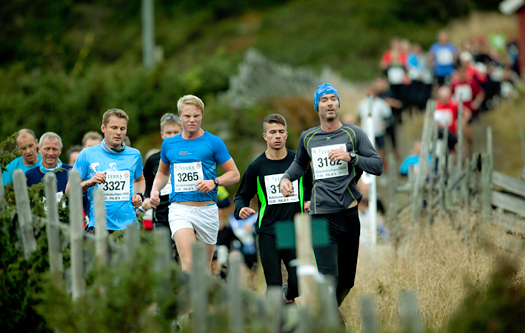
[40,137,62,169]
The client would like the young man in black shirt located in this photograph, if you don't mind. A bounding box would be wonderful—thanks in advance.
[234,114,312,304]
[142,113,182,229]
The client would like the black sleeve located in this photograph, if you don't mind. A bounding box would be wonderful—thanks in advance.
[302,164,313,202]
[282,132,310,182]
[143,156,155,198]
[234,164,257,220]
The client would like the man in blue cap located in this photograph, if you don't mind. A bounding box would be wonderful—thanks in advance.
[280,83,383,315]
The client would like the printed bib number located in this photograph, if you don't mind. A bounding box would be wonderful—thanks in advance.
[264,174,299,205]
[173,162,204,192]
[387,67,404,84]
[312,144,349,180]
[160,174,172,196]
[434,108,453,127]
[102,170,131,201]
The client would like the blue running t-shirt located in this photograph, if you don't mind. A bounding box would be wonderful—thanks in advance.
[160,131,231,203]
[73,144,143,230]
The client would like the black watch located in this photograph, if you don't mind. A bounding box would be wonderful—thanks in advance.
[136,192,144,201]
[213,178,220,187]
[349,152,356,161]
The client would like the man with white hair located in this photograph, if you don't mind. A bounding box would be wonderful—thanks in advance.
[26,132,72,194]
[2,129,41,185]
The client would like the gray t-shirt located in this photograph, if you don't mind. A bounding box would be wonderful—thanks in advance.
[282,123,383,214]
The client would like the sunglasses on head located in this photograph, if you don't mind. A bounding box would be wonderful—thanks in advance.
[162,115,180,122]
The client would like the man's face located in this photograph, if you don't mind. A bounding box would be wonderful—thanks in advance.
[161,124,182,140]
[16,135,39,165]
[101,116,127,148]
[180,104,202,135]
[83,138,101,149]
[40,137,61,169]
[317,93,340,121]
[263,123,288,150]
[68,151,80,166]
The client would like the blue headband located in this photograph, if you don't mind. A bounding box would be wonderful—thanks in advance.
[314,83,340,112]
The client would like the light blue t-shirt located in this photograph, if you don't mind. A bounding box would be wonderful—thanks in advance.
[73,144,143,230]
[160,131,231,203]
[2,155,42,185]
[429,43,457,77]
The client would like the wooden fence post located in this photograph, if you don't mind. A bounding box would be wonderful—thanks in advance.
[457,98,464,172]
[265,286,283,333]
[228,252,244,333]
[361,294,378,333]
[481,153,492,223]
[487,126,493,168]
[427,122,439,224]
[462,158,470,210]
[44,173,63,275]
[13,170,37,259]
[191,242,208,333]
[69,170,85,300]
[411,100,435,222]
[399,291,423,333]
[317,276,339,330]
[125,223,140,263]
[294,213,318,310]
[94,189,109,266]
[437,127,448,213]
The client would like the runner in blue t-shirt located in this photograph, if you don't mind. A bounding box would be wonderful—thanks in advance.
[150,95,240,272]
[67,108,145,231]
[429,31,458,86]
[2,129,41,186]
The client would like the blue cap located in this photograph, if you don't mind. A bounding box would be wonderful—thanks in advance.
[314,83,340,112]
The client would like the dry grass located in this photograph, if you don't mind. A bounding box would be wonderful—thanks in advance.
[340,210,525,332]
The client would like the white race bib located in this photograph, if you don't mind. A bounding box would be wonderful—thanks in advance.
[264,173,299,205]
[387,67,404,84]
[436,48,453,65]
[311,144,349,180]
[102,170,131,201]
[160,174,172,196]
[173,162,204,192]
[454,84,473,102]
[434,108,453,127]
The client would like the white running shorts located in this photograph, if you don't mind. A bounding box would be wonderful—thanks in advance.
[168,202,219,244]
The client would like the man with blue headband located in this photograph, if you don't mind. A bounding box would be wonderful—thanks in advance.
[280,83,383,315]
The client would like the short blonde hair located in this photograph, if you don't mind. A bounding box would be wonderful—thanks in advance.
[102,108,129,126]
[160,113,182,131]
[82,131,103,147]
[177,95,204,116]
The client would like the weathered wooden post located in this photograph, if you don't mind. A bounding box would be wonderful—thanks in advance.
[399,291,423,333]
[69,170,86,299]
[44,173,63,275]
[13,169,37,259]
[191,242,208,333]
[437,128,448,215]
[125,223,140,263]
[457,98,464,172]
[317,276,339,330]
[228,252,244,333]
[481,153,492,223]
[447,155,456,207]
[427,122,439,224]
[154,227,172,311]
[94,189,108,266]
[411,100,435,222]
[265,287,283,333]
[388,153,397,234]
[294,213,319,309]
[487,126,493,168]
[462,158,471,210]
[361,294,378,333]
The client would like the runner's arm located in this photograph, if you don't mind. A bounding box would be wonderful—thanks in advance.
[281,133,310,183]
[217,158,240,187]
[150,160,170,207]
[353,127,383,176]
[132,174,146,207]
[234,165,257,219]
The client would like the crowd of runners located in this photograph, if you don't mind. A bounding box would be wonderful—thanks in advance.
[1,29,519,324]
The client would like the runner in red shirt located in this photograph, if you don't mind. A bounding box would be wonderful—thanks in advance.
[451,64,485,121]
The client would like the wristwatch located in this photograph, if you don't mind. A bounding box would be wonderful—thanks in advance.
[213,178,220,187]
[136,192,145,201]
[349,152,356,161]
